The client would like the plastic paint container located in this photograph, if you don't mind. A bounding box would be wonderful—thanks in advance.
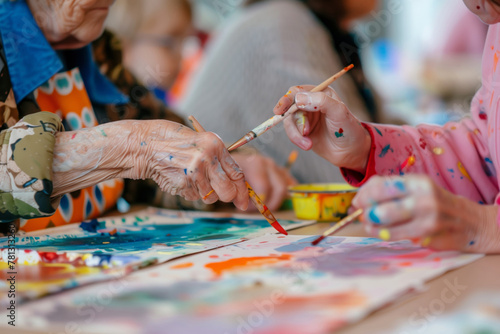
[288,183,358,221]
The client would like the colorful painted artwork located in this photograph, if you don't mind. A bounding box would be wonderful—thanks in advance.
[0,208,313,305]
[12,235,482,334]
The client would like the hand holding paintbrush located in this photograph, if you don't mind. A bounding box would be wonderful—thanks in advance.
[228,65,354,151]
[188,116,288,236]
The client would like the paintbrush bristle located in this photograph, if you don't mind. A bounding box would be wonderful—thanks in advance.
[311,235,325,246]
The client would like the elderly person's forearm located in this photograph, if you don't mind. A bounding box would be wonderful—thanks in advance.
[52,121,135,197]
[52,120,249,210]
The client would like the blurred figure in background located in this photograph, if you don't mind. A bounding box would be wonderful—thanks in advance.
[106,0,193,101]
[178,0,384,184]
[421,0,487,112]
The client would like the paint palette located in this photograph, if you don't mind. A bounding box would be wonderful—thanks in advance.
[11,235,482,334]
[0,208,314,304]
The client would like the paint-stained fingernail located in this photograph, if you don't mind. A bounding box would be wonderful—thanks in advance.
[379,229,391,241]
[274,100,284,112]
[368,207,382,224]
[295,92,311,108]
[295,92,324,110]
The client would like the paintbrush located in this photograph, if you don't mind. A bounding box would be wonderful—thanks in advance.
[311,208,363,245]
[227,64,354,152]
[188,116,288,236]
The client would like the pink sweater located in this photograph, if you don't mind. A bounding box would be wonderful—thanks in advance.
[342,24,500,206]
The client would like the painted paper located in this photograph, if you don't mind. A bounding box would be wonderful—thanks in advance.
[392,292,500,334]
[0,208,313,304]
[12,235,482,334]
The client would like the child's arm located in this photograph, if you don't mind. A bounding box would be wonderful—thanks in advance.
[275,86,497,204]
[342,119,497,205]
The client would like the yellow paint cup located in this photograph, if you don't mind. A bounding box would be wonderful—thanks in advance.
[288,183,358,221]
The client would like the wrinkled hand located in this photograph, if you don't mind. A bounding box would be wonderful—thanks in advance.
[232,150,296,211]
[352,175,500,253]
[273,85,371,173]
[129,120,249,210]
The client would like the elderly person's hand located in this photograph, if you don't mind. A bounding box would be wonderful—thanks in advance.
[52,120,249,210]
[232,150,296,211]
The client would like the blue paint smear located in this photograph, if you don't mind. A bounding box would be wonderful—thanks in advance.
[275,236,346,252]
[447,169,454,173]
[374,127,383,136]
[379,145,392,158]
[4,217,287,253]
[485,157,493,164]
[79,219,104,233]
[368,208,382,224]
[183,169,187,175]
[393,180,405,192]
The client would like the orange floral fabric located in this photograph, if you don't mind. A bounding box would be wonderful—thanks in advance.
[20,68,124,232]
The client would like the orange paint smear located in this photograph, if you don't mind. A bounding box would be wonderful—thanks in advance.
[399,262,413,267]
[170,262,194,270]
[205,254,292,277]
[494,52,499,73]
[400,155,415,170]
[281,290,366,310]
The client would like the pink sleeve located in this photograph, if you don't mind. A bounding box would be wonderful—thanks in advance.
[341,119,499,204]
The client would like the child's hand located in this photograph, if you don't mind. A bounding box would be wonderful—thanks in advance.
[273,85,371,173]
[352,175,500,253]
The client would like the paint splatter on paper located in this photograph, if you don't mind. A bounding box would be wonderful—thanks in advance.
[0,208,313,304]
[13,235,481,334]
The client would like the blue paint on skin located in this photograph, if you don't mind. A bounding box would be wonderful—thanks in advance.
[485,157,493,164]
[469,240,475,246]
[393,180,405,192]
[368,208,382,224]
[379,145,393,158]
[140,141,146,146]
[183,169,188,175]
[447,169,454,173]
[374,127,383,136]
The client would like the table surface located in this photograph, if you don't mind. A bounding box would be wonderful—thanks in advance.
[11,210,500,334]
